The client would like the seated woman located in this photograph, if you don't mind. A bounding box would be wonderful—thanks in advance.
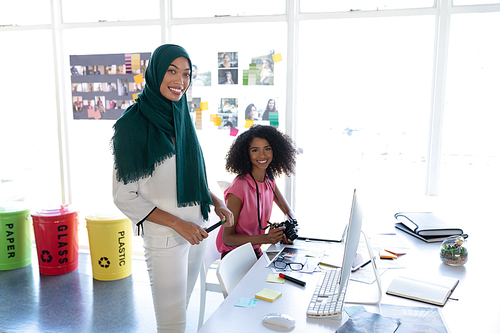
[216,125,298,259]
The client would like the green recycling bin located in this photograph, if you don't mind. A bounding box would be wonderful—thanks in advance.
[0,201,32,270]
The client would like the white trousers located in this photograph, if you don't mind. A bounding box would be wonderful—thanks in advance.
[143,224,206,333]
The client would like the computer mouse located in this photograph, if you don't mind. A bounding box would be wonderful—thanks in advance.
[262,313,296,329]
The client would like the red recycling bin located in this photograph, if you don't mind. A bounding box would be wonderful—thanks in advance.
[31,205,79,275]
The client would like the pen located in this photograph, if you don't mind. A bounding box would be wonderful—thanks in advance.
[279,273,306,287]
[360,259,371,268]
[206,220,226,233]
[352,259,371,273]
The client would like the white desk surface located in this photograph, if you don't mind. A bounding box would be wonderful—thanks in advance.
[199,225,500,333]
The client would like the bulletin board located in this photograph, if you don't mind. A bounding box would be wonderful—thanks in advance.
[69,49,282,132]
[70,52,151,120]
[205,50,282,137]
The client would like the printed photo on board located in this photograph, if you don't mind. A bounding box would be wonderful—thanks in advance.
[70,52,151,120]
[191,64,211,86]
[218,52,238,68]
[218,98,238,130]
[219,69,237,85]
[245,52,275,85]
[73,96,83,113]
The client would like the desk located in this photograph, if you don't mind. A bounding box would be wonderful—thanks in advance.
[199,227,500,333]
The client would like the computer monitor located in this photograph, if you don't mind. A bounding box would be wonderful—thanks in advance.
[297,188,354,243]
[339,189,382,305]
[338,189,363,295]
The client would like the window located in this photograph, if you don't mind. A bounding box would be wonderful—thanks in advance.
[294,15,435,239]
[454,0,500,5]
[440,12,500,200]
[171,0,285,18]
[0,30,61,206]
[171,21,288,222]
[0,0,51,26]
[61,0,160,23]
[301,0,434,13]
[62,26,161,252]
[2,0,500,248]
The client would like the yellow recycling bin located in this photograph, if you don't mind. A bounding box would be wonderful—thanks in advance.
[86,213,132,281]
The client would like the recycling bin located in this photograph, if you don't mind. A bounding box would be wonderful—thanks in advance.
[31,205,79,275]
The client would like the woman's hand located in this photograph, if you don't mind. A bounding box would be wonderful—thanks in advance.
[281,234,295,245]
[173,219,208,245]
[146,208,208,245]
[210,191,234,227]
[266,225,286,244]
[214,204,234,227]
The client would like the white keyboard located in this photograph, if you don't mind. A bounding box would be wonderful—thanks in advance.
[306,268,348,318]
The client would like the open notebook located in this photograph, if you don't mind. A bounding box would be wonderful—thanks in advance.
[387,275,459,306]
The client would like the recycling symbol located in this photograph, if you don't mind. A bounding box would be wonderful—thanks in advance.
[41,250,53,263]
[99,257,111,268]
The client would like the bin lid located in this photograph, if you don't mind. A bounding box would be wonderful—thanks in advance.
[31,204,78,217]
[0,201,30,215]
[85,212,130,223]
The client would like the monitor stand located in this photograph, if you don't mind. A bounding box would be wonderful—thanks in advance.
[345,230,383,305]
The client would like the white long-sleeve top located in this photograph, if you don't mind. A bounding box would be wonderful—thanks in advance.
[113,155,203,236]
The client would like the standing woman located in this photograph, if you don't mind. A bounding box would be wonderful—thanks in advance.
[216,125,297,259]
[112,44,233,333]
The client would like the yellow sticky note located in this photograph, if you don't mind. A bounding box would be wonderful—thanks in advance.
[134,74,144,85]
[255,288,282,302]
[200,102,209,110]
[214,116,221,126]
[133,93,139,102]
[245,119,254,128]
[272,53,282,63]
[266,274,285,284]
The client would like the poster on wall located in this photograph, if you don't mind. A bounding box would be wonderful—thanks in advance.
[70,52,151,120]
[242,51,276,86]
[191,63,211,86]
[240,96,280,128]
[218,52,238,85]
[217,98,238,130]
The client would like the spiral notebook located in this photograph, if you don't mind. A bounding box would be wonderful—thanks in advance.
[387,275,459,306]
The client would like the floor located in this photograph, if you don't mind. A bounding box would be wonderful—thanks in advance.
[0,245,224,333]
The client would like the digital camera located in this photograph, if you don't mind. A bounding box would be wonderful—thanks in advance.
[274,218,299,241]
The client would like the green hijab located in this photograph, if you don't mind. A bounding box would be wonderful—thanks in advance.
[112,44,212,220]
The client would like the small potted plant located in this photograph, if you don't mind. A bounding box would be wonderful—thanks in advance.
[440,235,468,266]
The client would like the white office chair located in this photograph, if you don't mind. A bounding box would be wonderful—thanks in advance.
[216,242,257,298]
[217,180,230,191]
[197,179,236,330]
[197,229,223,330]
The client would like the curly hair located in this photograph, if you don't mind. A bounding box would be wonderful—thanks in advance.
[225,125,297,180]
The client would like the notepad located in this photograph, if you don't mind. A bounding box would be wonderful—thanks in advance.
[255,288,282,302]
[266,274,285,284]
[386,275,459,306]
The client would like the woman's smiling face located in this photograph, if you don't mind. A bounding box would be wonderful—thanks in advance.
[249,137,273,174]
[159,56,191,101]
